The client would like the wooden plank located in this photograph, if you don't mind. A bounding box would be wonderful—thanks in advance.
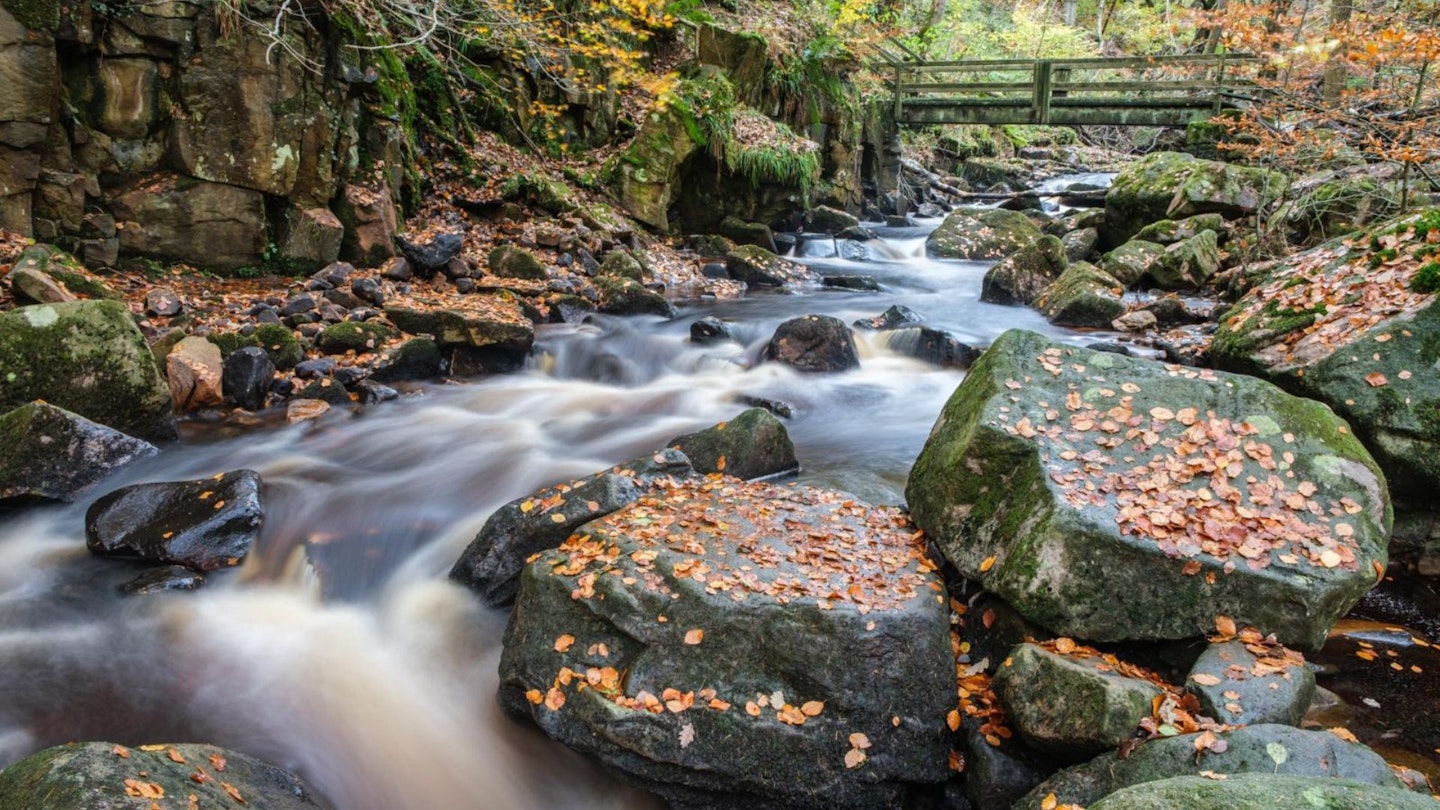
[911,53,1255,69]
[899,105,1222,126]
[898,82,1034,94]
[1033,60,1053,124]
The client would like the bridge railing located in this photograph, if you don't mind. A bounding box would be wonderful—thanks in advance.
[877,53,1261,127]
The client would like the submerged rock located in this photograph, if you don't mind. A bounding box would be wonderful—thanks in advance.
[0,741,331,809]
[0,402,157,504]
[499,477,953,810]
[1016,724,1407,809]
[854,304,923,331]
[881,327,981,369]
[689,316,732,345]
[86,470,265,571]
[763,315,860,373]
[0,300,172,439]
[450,449,693,606]
[665,408,798,480]
[906,330,1390,649]
[119,565,206,595]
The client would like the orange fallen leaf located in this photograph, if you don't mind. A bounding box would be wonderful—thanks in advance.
[208,753,226,772]
[1191,673,1222,686]
[684,628,704,645]
[849,732,872,749]
[1041,793,1059,810]
[1215,616,1237,637]
[979,555,997,573]
[1054,637,1076,655]
[1364,372,1388,387]
[947,709,961,731]
[167,748,186,764]
[112,744,130,759]
[1328,727,1360,743]
[554,634,576,653]
[124,780,165,799]
[800,700,825,717]
[550,513,567,524]
[526,689,544,704]
[221,781,247,805]
[844,748,866,768]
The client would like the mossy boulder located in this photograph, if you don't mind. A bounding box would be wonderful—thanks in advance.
[1149,229,1221,290]
[212,323,305,370]
[1135,213,1228,246]
[1277,171,1402,245]
[7,244,120,299]
[488,244,548,281]
[597,249,647,281]
[315,320,396,354]
[1098,239,1166,287]
[611,107,699,232]
[993,643,1162,758]
[0,301,171,438]
[0,741,331,810]
[927,208,1044,260]
[498,477,954,810]
[595,276,674,317]
[386,305,535,353]
[1103,152,1287,247]
[1090,774,1437,810]
[665,407,798,480]
[725,245,816,288]
[0,401,156,503]
[905,330,1390,649]
[1016,725,1407,809]
[980,235,1066,305]
[1034,262,1125,328]
[1209,210,1440,508]
[719,216,778,252]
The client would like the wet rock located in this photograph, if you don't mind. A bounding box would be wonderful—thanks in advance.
[1086,340,1136,357]
[316,320,395,355]
[0,741,331,809]
[905,330,1390,649]
[980,235,1067,305]
[7,265,74,304]
[808,205,861,234]
[737,395,795,418]
[725,245,816,288]
[0,300,173,439]
[1112,310,1158,332]
[488,244,549,280]
[927,208,1044,260]
[822,274,881,291]
[719,216,777,252]
[398,230,463,272]
[666,408,798,480]
[119,565,206,595]
[960,715,1053,810]
[280,294,317,317]
[1088,773,1435,810]
[598,250,646,281]
[1034,262,1126,328]
[371,337,444,382]
[1098,239,1166,287]
[839,225,876,241]
[1150,230,1221,290]
[700,262,729,279]
[854,304,923,331]
[351,276,385,306]
[773,232,797,254]
[994,642,1162,758]
[298,377,352,404]
[386,307,535,359]
[764,315,860,373]
[690,316,732,345]
[165,336,223,412]
[1016,725,1407,809]
[1185,639,1315,727]
[295,357,336,379]
[286,399,331,423]
[1102,152,1287,247]
[380,256,412,281]
[0,402,157,504]
[882,327,981,369]
[221,346,276,410]
[141,286,183,317]
[86,470,265,571]
[323,288,363,310]
[1062,227,1100,262]
[333,366,369,387]
[450,448,693,606]
[355,379,399,405]
[498,478,953,810]
[595,277,674,317]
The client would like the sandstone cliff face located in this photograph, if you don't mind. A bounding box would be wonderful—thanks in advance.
[0,0,401,272]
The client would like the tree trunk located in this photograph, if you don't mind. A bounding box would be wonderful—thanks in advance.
[1321,0,1355,102]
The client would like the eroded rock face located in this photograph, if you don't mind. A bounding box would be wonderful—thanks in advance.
[906,330,1390,649]
[86,470,265,571]
[0,402,157,503]
[499,477,954,810]
[0,741,332,810]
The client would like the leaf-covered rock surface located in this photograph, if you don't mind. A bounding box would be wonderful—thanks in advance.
[665,408,798,480]
[1184,637,1315,727]
[980,235,1067,306]
[498,477,953,810]
[0,300,172,439]
[1015,724,1406,809]
[1034,261,1126,328]
[906,329,1390,649]
[0,401,156,503]
[993,642,1162,758]
[85,470,264,571]
[1210,209,1440,507]
[0,741,332,810]
[1088,773,1436,810]
[926,208,1044,261]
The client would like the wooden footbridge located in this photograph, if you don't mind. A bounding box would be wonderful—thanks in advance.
[875,44,1260,128]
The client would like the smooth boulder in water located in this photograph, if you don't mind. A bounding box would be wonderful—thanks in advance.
[450,449,693,606]
[498,477,954,810]
[763,315,860,373]
[665,407,798,480]
[906,329,1390,649]
[86,470,265,571]
[0,741,331,809]
[0,402,157,504]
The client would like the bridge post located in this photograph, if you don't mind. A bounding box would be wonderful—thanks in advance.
[1032,60,1054,125]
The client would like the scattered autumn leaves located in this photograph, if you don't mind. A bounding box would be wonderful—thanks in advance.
[110,743,244,807]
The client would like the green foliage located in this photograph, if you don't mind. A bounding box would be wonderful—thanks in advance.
[670,72,821,194]
[1412,263,1440,294]
[767,33,851,127]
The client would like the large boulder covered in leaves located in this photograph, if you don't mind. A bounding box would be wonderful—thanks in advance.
[905,329,1390,649]
[0,300,172,439]
[1089,774,1437,810]
[450,449,694,606]
[499,477,954,810]
[1015,725,1408,809]
[0,401,157,504]
[1102,152,1287,247]
[980,235,1067,306]
[1210,209,1440,508]
[926,208,1044,260]
[0,741,331,810]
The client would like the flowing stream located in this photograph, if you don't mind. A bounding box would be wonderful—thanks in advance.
[18,205,1423,808]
